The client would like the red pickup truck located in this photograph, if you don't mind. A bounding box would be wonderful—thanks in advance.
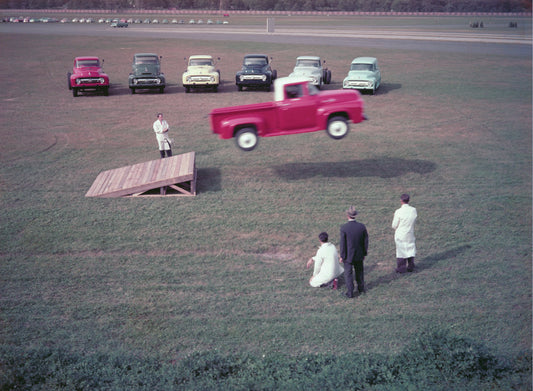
[210,77,365,151]
[67,56,110,97]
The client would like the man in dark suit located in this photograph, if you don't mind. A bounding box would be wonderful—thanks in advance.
[339,206,369,298]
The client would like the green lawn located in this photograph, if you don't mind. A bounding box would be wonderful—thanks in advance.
[0,15,531,388]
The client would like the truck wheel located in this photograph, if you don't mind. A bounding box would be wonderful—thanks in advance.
[272,69,277,80]
[238,85,243,91]
[326,69,332,84]
[103,86,109,96]
[159,87,164,93]
[72,87,78,97]
[130,87,136,94]
[326,116,349,139]
[235,128,258,151]
[185,86,190,93]
[67,73,72,90]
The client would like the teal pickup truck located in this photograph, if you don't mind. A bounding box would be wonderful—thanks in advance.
[128,53,165,94]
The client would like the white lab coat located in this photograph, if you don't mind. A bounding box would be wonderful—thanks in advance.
[310,242,344,287]
[392,203,417,258]
[153,119,170,151]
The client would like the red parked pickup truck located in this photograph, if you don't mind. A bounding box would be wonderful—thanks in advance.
[67,56,110,97]
[210,77,365,151]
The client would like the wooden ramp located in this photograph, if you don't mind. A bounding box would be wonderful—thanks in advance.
[85,152,196,198]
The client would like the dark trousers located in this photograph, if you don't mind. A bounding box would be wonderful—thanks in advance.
[396,257,415,273]
[344,259,365,297]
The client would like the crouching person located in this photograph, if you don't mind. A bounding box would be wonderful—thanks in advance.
[306,231,344,290]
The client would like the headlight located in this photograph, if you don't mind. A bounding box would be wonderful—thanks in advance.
[76,79,81,85]
[186,76,191,82]
[133,79,138,85]
[155,79,160,84]
[240,75,244,81]
[98,78,104,84]
[261,75,267,81]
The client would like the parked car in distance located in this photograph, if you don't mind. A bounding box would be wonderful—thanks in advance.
[67,56,110,97]
[128,53,165,94]
[289,56,331,89]
[235,54,277,91]
[210,77,365,151]
[111,20,128,27]
[343,57,381,94]
[182,55,220,93]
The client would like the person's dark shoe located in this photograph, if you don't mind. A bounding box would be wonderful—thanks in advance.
[345,292,354,298]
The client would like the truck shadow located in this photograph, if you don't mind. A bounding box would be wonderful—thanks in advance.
[273,157,436,180]
[321,81,402,95]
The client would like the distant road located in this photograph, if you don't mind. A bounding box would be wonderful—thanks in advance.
[1,23,531,57]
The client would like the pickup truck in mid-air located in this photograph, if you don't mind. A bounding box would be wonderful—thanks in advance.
[210,77,365,151]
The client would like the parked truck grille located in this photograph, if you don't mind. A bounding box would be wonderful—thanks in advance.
[134,78,161,84]
[77,77,105,84]
[190,76,212,81]
[346,80,371,87]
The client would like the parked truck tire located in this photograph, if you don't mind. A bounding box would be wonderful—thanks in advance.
[235,127,258,151]
[326,116,349,139]
[67,73,72,90]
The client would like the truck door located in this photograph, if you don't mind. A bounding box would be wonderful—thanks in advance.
[277,83,317,131]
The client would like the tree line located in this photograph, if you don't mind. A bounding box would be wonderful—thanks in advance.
[1,0,531,12]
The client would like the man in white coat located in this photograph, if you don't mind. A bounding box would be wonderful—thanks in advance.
[153,113,172,158]
[306,232,344,289]
[392,194,417,273]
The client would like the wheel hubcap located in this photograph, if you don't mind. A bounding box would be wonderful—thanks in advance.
[330,121,347,137]
[239,133,257,148]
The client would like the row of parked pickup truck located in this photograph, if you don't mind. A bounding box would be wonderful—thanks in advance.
[67,53,381,97]
[67,54,370,151]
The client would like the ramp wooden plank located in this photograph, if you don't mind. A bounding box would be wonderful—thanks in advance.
[85,152,197,198]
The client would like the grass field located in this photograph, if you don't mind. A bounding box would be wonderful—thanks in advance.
[0,15,531,388]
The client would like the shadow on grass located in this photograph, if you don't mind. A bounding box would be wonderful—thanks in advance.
[273,157,436,180]
[365,244,472,291]
[318,82,401,94]
[375,82,402,95]
[197,167,222,193]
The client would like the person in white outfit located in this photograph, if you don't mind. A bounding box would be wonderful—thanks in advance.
[392,193,417,273]
[306,232,344,289]
[153,112,172,158]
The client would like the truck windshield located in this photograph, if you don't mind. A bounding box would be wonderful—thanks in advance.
[190,59,213,66]
[244,58,267,66]
[77,60,99,67]
[136,57,157,64]
[297,60,319,67]
[351,64,373,71]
